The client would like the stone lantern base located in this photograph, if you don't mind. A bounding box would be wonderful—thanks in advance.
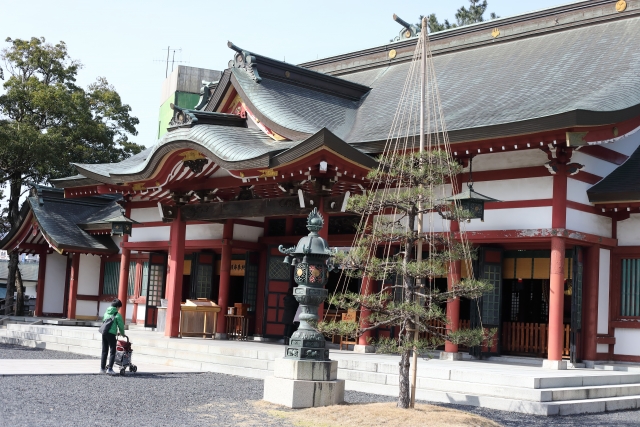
[263,358,345,408]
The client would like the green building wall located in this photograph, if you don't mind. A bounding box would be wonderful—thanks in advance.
[157,91,202,139]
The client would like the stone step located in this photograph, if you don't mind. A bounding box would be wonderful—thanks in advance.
[595,364,640,373]
[5,329,640,404]
[0,333,271,379]
[336,357,640,389]
[6,324,640,391]
[345,379,640,415]
[0,330,277,371]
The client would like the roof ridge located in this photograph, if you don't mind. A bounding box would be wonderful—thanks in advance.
[300,0,638,76]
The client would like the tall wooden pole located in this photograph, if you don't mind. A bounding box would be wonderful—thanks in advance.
[410,16,427,409]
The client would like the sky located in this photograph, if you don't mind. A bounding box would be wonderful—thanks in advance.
[0,0,577,148]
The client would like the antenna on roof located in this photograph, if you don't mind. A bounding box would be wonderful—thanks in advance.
[153,46,188,78]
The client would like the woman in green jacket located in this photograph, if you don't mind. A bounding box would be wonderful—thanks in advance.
[101,298,126,375]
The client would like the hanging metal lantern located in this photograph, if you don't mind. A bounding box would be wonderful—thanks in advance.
[440,156,500,222]
[278,208,336,361]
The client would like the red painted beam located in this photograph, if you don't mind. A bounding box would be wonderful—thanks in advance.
[578,145,628,165]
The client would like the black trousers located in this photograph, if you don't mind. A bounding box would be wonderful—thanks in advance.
[101,332,117,369]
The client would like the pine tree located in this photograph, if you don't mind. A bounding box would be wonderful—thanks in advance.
[422,1,500,34]
[317,149,494,408]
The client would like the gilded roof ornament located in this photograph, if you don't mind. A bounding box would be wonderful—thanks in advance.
[616,0,627,12]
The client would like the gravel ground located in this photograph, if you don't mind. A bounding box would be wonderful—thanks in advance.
[0,343,97,359]
[2,343,639,427]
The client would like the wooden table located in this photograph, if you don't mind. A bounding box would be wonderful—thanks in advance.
[179,299,221,339]
[225,315,249,340]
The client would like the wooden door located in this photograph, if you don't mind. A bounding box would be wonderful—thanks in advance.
[144,253,167,328]
[262,246,292,338]
[190,253,215,300]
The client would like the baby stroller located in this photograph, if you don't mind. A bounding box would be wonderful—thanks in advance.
[114,335,137,376]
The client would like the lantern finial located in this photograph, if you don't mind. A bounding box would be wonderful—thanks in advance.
[306,208,324,233]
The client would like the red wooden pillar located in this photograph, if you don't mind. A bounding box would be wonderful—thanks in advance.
[445,252,461,353]
[35,250,47,317]
[67,253,80,319]
[117,247,130,320]
[216,219,234,337]
[117,205,132,320]
[582,245,600,361]
[548,163,567,363]
[358,275,374,345]
[165,209,186,337]
[445,176,462,353]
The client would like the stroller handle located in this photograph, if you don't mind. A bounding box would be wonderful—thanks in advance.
[117,334,129,342]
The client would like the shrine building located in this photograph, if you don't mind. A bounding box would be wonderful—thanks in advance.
[3,0,640,366]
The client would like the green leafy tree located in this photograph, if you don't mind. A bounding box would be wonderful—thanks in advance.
[422,1,500,34]
[317,150,494,409]
[0,37,143,315]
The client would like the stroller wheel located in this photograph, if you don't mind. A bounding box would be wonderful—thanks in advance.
[119,368,126,376]
[130,365,137,373]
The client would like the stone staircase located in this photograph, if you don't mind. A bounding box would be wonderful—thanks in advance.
[1,322,640,416]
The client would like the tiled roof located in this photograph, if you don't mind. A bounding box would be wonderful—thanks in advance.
[232,69,359,140]
[0,261,39,282]
[27,188,120,253]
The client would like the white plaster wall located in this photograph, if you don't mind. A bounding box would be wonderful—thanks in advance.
[464,149,548,171]
[605,126,640,156]
[128,226,171,242]
[126,303,134,321]
[137,304,146,321]
[614,328,640,356]
[77,255,100,296]
[185,223,224,240]
[597,344,609,353]
[43,253,67,314]
[617,214,640,246]
[76,300,98,318]
[572,151,618,179]
[566,209,612,237]
[464,206,553,231]
[130,207,162,223]
[233,224,264,242]
[462,177,553,201]
[567,179,593,204]
[597,248,611,335]
[98,302,111,317]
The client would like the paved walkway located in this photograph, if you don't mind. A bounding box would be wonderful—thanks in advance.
[0,358,201,376]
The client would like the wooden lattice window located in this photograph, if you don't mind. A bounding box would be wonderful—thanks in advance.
[127,261,136,296]
[102,261,120,295]
[621,259,640,317]
[147,263,164,307]
[481,264,501,325]
[140,262,149,297]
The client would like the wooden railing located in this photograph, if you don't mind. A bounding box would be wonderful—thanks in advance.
[502,322,570,357]
[419,318,471,346]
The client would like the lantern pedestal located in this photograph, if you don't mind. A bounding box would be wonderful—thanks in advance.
[263,358,345,408]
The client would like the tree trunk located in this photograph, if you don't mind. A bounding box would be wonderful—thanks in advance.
[5,252,18,315]
[397,348,412,408]
[15,266,25,316]
[5,177,22,316]
[397,210,416,408]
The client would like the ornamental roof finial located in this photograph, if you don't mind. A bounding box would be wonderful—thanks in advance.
[306,208,324,233]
